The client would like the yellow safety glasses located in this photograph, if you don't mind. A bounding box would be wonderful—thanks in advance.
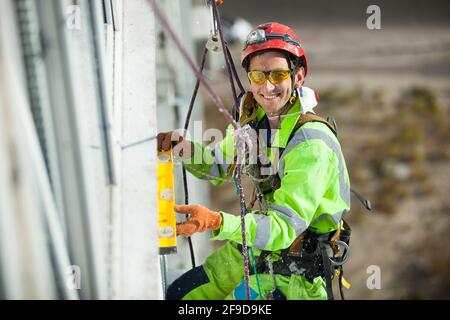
[247,69,292,85]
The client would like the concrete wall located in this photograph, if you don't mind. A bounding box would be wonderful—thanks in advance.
[119,0,162,299]
[0,0,164,299]
[0,0,213,300]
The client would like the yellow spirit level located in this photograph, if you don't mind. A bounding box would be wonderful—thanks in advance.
[157,150,177,255]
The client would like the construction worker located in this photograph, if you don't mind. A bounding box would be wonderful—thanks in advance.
[158,22,351,300]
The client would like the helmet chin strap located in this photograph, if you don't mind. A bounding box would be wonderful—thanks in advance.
[285,52,297,99]
[287,53,305,104]
[267,93,296,120]
[289,86,297,104]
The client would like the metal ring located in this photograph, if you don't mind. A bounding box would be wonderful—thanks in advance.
[329,240,351,266]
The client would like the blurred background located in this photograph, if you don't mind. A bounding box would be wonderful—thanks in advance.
[0,0,448,299]
[199,0,450,299]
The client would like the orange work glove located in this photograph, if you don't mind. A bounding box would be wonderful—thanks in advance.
[157,131,193,158]
[174,204,222,237]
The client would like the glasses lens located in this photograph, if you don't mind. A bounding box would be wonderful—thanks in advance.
[248,70,291,85]
[248,71,267,85]
[269,70,291,84]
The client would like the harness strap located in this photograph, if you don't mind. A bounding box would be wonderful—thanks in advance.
[287,232,305,257]
[292,112,338,139]
[351,188,373,211]
[319,241,335,300]
[338,266,345,300]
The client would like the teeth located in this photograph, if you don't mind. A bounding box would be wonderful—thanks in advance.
[263,94,278,100]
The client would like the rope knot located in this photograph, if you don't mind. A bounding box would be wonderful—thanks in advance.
[233,124,256,165]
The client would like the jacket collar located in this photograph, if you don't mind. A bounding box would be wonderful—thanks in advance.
[255,97,302,149]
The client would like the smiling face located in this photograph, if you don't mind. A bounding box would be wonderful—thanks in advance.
[248,51,305,116]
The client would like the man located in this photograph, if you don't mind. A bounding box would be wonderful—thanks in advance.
[158,22,350,300]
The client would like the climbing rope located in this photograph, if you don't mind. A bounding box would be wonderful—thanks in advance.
[232,173,263,299]
[149,0,254,299]
[181,46,209,268]
[149,0,237,128]
[211,0,244,108]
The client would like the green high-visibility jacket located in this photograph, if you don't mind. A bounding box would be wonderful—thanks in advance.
[183,97,350,253]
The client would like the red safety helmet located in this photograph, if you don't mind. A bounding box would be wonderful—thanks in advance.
[241,22,308,76]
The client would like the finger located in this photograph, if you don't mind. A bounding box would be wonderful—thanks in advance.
[161,132,173,152]
[176,222,197,236]
[173,140,193,159]
[174,204,198,215]
[157,132,166,152]
[175,134,183,145]
[182,218,204,232]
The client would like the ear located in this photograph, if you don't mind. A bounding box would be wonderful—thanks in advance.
[294,67,305,88]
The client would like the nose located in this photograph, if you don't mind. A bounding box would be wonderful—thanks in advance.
[263,78,276,91]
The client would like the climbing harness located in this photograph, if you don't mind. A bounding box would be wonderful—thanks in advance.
[238,107,372,299]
